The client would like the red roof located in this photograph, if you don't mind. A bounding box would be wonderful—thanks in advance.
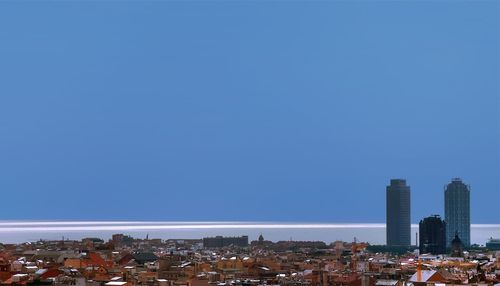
[87,252,113,268]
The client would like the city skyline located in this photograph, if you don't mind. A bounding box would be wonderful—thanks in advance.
[386,177,472,248]
[0,2,498,285]
[0,1,498,222]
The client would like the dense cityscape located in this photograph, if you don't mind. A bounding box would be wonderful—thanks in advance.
[2,1,498,286]
[0,178,498,286]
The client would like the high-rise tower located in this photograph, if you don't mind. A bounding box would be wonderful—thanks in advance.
[445,178,470,247]
[386,179,411,247]
[419,215,446,254]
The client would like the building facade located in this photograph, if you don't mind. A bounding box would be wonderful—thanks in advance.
[486,238,500,250]
[386,179,411,247]
[419,215,446,254]
[444,178,470,247]
[202,236,249,248]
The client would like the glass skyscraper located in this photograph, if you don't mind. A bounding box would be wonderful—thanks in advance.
[444,178,470,247]
[386,179,411,247]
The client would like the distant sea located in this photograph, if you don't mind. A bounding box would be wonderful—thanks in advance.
[0,221,499,245]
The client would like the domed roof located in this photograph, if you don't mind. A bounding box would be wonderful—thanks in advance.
[452,233,462,245]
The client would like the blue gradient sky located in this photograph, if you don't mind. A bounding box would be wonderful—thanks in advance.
[0,1,498,222]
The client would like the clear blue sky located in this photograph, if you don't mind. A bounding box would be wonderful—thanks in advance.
[0,1,498,223]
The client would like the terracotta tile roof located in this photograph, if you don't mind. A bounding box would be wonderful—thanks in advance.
[86,252,113,268]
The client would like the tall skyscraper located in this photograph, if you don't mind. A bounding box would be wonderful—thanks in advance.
[445,178,470,247]
[419,215,446,254]
[386,179,411,247]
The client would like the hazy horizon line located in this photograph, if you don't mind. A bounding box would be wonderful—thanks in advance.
[0,221,498,233]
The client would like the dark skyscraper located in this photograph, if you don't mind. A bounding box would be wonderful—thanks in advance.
[445,178,470,247]
[386,179,411,247]
[419,215,446,254]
